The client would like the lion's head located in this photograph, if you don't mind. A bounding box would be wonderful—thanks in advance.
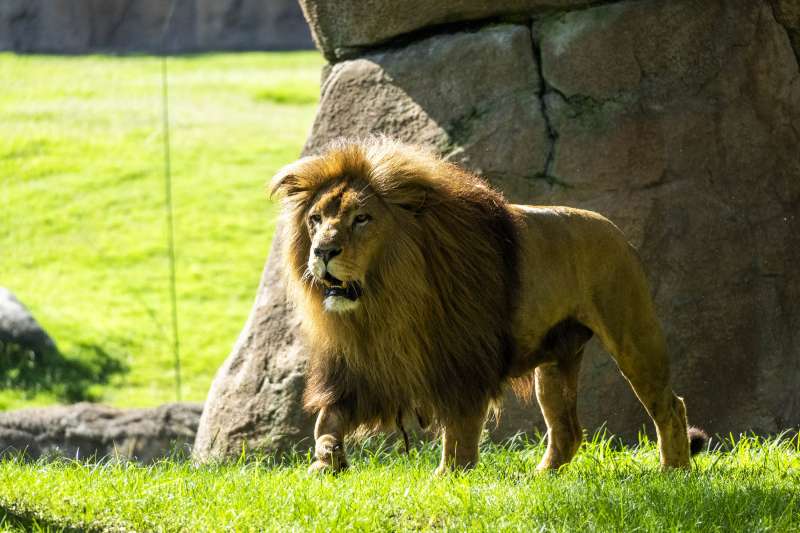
[270,137,520,427]
[287,174,392,313]
[270,138,445,315]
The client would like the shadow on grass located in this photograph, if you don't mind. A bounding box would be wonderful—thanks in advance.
[0,503,90,533]
[0,341,127,403]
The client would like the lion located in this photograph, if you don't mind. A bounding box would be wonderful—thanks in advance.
[270,137,707,474]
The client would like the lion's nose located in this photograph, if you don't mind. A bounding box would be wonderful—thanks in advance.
[314,246,342,264]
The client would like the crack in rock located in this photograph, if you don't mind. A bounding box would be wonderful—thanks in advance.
[324,0,636,62]
[530,25,564,187]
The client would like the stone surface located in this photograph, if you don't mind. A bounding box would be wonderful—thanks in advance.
[0,403,203,462]
[532,0,800,436]
[0,287,58,360]
[193,236,315,461]
[0,0,313,53]
[196,0,800,461]
[304,24,551,200]
[299,0,601,60]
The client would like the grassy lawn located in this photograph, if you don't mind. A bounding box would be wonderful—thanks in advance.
[0,435,797,531]
[0,52,324,409]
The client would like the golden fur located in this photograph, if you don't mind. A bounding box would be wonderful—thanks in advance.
[272,139,519,429]
[270,137,706,474]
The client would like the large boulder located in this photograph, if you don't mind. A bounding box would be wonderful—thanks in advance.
[304,24,551,203]
[195,0,800,461]
[299,0,596,60]
[0,403,203,462]
[532,0,800,433]
[194,23,551,462]
[192,242,314,462]
[0,0,313,53]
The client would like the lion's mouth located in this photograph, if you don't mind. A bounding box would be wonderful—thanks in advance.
[323,272,363,301]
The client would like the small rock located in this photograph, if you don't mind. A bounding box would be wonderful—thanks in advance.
[0,287,58,360]
[0,403,203,462]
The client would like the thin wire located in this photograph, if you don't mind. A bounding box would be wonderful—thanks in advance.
[161,0,181,402]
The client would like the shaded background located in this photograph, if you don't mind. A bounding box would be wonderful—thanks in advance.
[0,0,313,53]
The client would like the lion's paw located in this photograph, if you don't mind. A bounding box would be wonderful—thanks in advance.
[310,435,349,475]
[433,461,475,476]
[433,464,451,476]
[534,464,559,474]
[308,459,348,475]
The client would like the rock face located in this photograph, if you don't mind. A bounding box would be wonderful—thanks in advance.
[0,0,313,53]
[299,0,592,60]
[195,0,800,461]
[192,241,315,462]
[304,24,551,199]
[0,403,203,462]
[0,288,58,360]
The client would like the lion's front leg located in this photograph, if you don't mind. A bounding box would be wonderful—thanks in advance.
[309,405,351,474]
[435,402,488,475]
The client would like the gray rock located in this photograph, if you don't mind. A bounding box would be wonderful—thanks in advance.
[298,0,598,60]
[304,24,551,201]
[0,287,58,359]
[532,0,800,436]
[0,0,313,53]
[0,403,203,462]
[196,0,800,461]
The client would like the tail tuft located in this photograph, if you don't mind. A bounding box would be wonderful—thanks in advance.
[688,426,709,455]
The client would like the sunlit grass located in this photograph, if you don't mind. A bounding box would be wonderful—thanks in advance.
[0,434,797,531]
[0,52,324,409]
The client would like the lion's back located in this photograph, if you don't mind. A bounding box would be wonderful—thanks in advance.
[511,204,633,272]
[509,204,649,354]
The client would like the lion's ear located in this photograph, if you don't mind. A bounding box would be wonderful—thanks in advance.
[268,156,318,199]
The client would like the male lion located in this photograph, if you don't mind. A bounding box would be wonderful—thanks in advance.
[270,137,707,474]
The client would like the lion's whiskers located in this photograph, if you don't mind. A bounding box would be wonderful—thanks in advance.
[302,267,321,288]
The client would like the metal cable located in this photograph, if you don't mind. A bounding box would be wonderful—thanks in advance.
[160,0,181,401]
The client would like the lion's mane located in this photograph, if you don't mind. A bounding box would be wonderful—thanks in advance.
[273,138,520,429]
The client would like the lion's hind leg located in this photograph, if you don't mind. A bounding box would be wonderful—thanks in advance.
[584,251,695,469]
[620,363,693,470]
[534,343,586,472]
[613,337,695,469]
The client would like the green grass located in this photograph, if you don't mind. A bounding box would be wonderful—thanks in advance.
[0,52,324,409]
[0,434,798,531]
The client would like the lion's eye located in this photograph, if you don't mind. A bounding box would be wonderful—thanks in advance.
[309,214,321,225]
[353,214,371,226]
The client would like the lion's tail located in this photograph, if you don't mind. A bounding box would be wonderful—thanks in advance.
[688,426,710,455]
